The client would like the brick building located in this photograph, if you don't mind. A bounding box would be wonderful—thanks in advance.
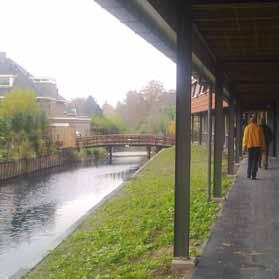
[191,79,229,147]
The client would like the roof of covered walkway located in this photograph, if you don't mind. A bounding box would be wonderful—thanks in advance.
[94,0,279,276]
[96,0,279,107]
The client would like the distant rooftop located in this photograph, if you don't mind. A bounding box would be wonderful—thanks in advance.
[31,77,57,85]
[0,52,65,102]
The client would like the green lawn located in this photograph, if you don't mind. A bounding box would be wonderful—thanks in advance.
[25,145,233,279]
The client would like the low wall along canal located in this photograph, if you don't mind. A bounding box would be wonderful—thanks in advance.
[0,152,147,279]
[0,155,66,181]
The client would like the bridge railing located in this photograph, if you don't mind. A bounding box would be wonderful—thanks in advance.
[76,134,175,148]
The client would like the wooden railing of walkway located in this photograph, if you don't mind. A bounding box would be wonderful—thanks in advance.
[76,134,175,149]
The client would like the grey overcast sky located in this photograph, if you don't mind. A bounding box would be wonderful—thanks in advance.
[0,0,175,106]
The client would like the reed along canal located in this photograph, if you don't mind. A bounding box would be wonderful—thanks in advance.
[0,152,146,278]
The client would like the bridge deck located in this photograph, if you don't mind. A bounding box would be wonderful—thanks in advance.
[76,134,175,149]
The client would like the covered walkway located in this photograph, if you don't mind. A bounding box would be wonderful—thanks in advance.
[192,158,279,279]
[95,0,279,274]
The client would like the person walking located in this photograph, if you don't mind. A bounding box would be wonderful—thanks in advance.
[242,117,264,179]
[259,118,273,169]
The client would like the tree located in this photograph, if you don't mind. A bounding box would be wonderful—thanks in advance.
[167,120,176,137]
[0,88,38,117]
[81,96,102,116]
[106,113,126,133]
[91,114,126,135]
[67,96,102,117]
[102,102,115,115]
[138,108,172,135]
[0,117,9,159]
[115,90,147,130]
[114,81,176,134]
[0,117,9,143]
[141,80,165,110]
[0,89,49,159]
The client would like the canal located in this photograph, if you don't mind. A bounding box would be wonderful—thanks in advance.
[0,152,146,279]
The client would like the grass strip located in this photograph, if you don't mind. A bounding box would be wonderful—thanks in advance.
[25,145,233,279]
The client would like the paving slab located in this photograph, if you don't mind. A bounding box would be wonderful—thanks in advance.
[191,158,279,279]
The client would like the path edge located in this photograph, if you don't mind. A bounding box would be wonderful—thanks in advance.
[189,161,242,278]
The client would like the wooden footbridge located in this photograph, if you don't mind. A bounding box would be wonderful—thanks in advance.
[76,134,175,149]
[76,134,175,161]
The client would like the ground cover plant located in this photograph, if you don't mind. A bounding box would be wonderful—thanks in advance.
[26,145,233,279]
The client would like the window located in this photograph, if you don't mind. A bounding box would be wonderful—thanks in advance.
[0,76,10,87]
[0,75,15,88]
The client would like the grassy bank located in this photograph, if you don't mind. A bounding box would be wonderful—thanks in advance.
[25,145,233,279]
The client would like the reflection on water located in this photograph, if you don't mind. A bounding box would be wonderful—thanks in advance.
[0,152,145,279]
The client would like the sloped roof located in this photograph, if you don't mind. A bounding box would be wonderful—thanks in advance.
[0,54,65,101]
[0,56,36,96]
[34,82,65,101]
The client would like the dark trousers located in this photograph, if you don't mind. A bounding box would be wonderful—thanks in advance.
[259,144,270,169]
[247,147,261,178]
[264,144,270,169]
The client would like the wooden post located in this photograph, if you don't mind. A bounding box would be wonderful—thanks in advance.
[235,100,241,163]
[173,0,192,261]
[273,102,277,157]
[199,113,202,145]
[207,88,213,201]
[191,115,194,143]
[268,108,273,156]
[213,68,224,198]
[227,101,235,174]
[108,146,113,164]
[147,146,151,159]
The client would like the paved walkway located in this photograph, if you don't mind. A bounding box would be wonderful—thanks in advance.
[191,158,279,279]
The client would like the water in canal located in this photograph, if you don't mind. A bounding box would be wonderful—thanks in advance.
[0,152,146,279]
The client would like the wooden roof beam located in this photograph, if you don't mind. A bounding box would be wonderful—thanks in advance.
[223,59,279,64]
[236,81,279,85]
[193,0,279,5]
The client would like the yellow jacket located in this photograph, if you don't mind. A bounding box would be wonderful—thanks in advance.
[242,122,264,149]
